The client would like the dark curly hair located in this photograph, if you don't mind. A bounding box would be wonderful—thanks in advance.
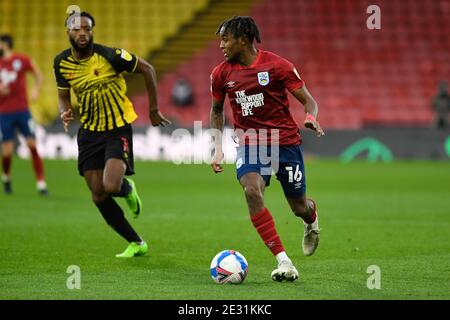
[216,16,261,44]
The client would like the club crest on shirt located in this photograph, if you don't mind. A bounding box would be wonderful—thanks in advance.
[120,49,132,62]
[257,71,269,86]
[12,59,22,71]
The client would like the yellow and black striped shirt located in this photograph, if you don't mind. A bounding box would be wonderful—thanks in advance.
[53,44,139,131]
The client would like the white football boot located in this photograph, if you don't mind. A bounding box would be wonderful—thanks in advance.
[271,260,299,282]
[302,211,320,256]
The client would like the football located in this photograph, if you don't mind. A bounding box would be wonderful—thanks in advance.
[210,250,248,284]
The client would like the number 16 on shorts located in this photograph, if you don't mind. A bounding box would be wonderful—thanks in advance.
[285,165,302,183]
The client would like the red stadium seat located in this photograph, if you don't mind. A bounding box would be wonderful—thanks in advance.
[131,0,449,129]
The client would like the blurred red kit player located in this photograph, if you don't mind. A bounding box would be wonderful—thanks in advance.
[0,34,47,195]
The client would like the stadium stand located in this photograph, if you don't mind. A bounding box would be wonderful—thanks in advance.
[147,0,261,76]
[134,0,449,129]
[1,0,448,129]
[0,0,208,124]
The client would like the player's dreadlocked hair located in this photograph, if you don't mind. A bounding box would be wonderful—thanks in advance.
[216,16,261,44]
[65,11,96,28]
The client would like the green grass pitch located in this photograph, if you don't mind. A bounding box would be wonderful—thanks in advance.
[0,158,449,300]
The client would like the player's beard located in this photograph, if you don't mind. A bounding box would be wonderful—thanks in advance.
[227,51,240,64]
[0,49,4,58]
[70,36,94,56]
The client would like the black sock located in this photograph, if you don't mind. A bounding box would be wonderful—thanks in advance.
[113,179,132,197]
[95,197,141,243]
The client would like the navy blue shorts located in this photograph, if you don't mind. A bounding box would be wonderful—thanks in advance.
[0,110,35,141]
[236,144,306,198]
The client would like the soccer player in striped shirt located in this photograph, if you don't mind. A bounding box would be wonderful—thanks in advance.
[210,16,324,281]
[54,12,170,257]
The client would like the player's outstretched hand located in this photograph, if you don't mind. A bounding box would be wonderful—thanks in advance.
[150,110,172,127]
[304,114,325,137]
[60,109,74,133]
[211,151,224,173]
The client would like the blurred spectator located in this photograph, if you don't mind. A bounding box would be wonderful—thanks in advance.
[171,78,193,107]
[431,80,450,129]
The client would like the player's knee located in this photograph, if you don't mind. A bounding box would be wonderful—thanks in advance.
[244,185,263,204]
[1,141,14,155]
[103,181,121,195]
[26,139,37,149]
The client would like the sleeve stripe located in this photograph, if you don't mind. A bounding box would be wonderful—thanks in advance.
[287,80,305,93]
[57,86,70,90]
[131,56,139,73]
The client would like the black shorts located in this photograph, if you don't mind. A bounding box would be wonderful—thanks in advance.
[77,124,135,176]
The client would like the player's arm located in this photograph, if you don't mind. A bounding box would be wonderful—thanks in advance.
[0,80,9,96]
[210,98,225,173]
[29,60,43,102]
[57,88,74,133]
[133,57,171,127]
[292,86,325,137]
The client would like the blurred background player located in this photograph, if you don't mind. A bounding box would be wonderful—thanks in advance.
[210,16,324,282]
[55,12,171,257]
[171,77,194,108]
[431,80,450,129]
[0,34,47,195]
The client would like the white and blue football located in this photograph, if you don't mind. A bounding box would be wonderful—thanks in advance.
[210,250,248,284]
